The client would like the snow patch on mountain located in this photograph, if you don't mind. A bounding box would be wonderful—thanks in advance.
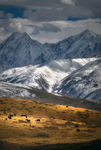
[55,58,101,102]
[0,82,36,98]
[0,58,99,93]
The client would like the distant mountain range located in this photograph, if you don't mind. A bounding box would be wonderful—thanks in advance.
[0,29,101,102]
[0,29,101,72]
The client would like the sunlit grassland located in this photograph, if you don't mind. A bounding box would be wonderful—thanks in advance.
[0,97,101,150]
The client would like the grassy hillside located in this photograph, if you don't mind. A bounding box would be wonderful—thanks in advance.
[29,88,101,111]
[0,97,101,150]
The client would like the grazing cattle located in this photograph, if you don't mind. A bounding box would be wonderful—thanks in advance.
[37,119,40,122]
[8,114,13,119]
[21,114,27,118]
[8,116,12,119]
[26,119,30,123]
[76,129,80,132]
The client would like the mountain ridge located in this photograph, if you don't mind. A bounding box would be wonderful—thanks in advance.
[0,29,101,73]
[0,29,101,102]
[55,58,101,102]
[0,58,98,92]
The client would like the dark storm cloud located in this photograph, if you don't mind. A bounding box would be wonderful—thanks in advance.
[75,0,101,18]
[0,0,60,7]
[41,23,61,32]
[24,5,93,22]
[0,0,101,44]
[76,0,101,9]
[0,0,101,21]
[30,23,61,35]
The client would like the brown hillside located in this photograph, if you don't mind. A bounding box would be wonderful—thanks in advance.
[0,97,101,150]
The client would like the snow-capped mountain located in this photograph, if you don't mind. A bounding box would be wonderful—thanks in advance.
[0,29,101,102]
[62,30,101,59]
[0,30,101,73]
[0,32,42,72]
[0,58,97,92]
[42,30,101,61]
[0,82,36,98]
[55,58,101,102]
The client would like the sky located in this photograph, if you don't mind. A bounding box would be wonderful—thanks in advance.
[0,0,101,43]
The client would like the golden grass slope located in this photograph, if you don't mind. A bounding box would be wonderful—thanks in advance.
[0,97,101,150]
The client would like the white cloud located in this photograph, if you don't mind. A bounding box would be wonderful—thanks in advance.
[60,0,75,5]
[0,18,101,44]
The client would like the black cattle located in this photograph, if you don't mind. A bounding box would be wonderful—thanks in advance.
[26,119,30,123]
[8,114,13,119]
[37,119,40,122]
[21,114,27,118]
[76,129,80,132]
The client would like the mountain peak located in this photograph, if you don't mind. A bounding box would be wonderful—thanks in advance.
[11,32,30,39]
[2,32,34,45]
[80,29,96,37]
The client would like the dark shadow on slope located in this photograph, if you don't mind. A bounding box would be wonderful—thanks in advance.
[85,89,101,103]
[28,88,101,111]
[0,139,101,150]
